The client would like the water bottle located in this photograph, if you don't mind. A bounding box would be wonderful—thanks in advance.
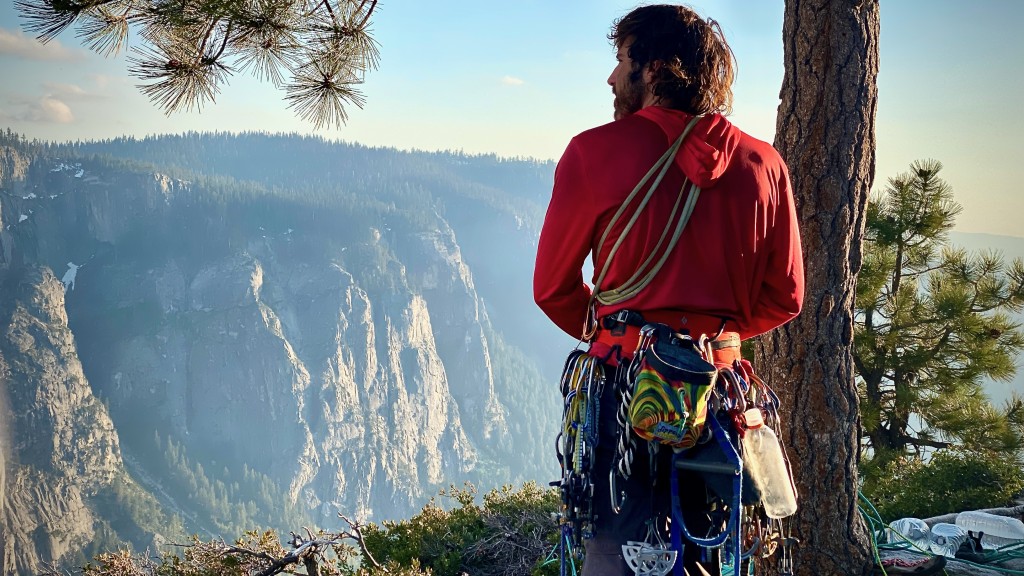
[930,522,967,557]
[741,409,798,519]
[976,534,1021,550]
[955,511,1024,549]
[886,518,931,550]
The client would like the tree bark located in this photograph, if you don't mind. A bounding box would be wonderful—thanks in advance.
[754,1,879,574]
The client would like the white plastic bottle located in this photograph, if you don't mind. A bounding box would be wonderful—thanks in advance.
[741,409,798,519]
[930,522,967,557]
[886,518,931,551]
[955,511,1024,549]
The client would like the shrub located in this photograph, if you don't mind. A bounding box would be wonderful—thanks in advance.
[68,482,562,576]
[861,448,1024,520]
[361,482,560,576]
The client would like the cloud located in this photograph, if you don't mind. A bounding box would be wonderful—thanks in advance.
[0,27,83,61]
[17,95,74,122]
[0,94,75,123]
[501,75,525,86]
[30,97,74,123]
[43,82,100,100]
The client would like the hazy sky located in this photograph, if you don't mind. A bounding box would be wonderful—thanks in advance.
[1,1,1021,237]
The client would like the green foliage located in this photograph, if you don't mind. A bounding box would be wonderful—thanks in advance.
[861,448,1024,520]
[361,482,560,576]
[73,483,560,576]
[855,159,1024,463]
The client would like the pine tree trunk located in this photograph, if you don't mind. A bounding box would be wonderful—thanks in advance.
[753,1,879,574]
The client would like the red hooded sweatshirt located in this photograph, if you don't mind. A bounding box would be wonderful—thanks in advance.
[534,106,804,354]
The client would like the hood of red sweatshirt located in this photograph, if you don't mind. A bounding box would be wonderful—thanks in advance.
[634,106,741,189]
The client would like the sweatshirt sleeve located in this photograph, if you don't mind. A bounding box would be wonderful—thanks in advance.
[534,139,597,339]
[742,165,805,339]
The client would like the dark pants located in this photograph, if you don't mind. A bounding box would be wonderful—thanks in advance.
[581,377,722,576]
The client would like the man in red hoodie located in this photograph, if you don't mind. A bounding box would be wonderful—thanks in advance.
[534,5,804,575]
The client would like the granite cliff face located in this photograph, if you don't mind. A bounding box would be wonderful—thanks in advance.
[0,144,31,270]
[0,149,92,570]
[0,266,136,575]
[0,134,563,573]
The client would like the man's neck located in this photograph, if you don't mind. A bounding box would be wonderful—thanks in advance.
[642,92,665,109]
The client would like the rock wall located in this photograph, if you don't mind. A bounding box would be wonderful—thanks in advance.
[0,268,124,575]
[69,229,501,522]
[0,139,561,572]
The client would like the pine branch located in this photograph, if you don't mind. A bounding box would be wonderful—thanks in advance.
[212,20,232,60]
[15,0,381,128]
[354,0,377,30]
[15,0,114,43]
[285,53,366,129]
[128,38,232,113]
[75,2,131,55]
[230,0,301,86]
[318,0,338,24]
[855,160,1024,461]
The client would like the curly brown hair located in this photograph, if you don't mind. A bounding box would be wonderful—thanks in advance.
[609,4,735,116]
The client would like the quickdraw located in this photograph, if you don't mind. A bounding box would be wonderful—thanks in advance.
[612,358,637,492]
[553,349,605,575]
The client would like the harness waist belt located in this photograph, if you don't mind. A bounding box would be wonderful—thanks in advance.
[710,334,741,351]
[591,309,741,367]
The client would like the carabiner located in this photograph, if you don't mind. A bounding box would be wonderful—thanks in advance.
[610,469,628,514]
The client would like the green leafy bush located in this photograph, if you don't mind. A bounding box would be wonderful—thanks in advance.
[74,482,562,576]
[361,482,560,576]
[861,448,1024,520]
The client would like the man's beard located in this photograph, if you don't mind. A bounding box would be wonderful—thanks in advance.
[613,71,645,120]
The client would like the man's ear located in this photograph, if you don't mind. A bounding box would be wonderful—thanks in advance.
[643,61,662,84]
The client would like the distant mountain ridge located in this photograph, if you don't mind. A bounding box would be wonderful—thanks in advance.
[65,132,565,371]
[0,130,566,574]
[950,231,1024,260]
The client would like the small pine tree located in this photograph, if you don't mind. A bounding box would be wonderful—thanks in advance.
[855,159,1024,465]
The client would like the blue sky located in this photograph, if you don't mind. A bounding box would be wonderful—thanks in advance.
[1,1,1022,237]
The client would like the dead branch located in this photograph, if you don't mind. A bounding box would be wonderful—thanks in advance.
[339,513,381,569]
